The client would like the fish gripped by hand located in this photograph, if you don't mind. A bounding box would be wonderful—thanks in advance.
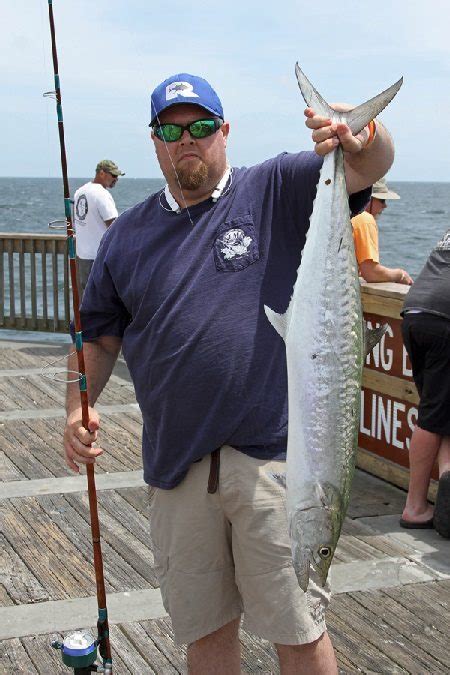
[265,65,402,592]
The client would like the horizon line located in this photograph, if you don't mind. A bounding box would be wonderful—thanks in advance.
[1,175,449,184]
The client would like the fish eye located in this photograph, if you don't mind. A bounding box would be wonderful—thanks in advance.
[318,546,332,559]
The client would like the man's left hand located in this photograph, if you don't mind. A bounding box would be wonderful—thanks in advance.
[304,107,371,157]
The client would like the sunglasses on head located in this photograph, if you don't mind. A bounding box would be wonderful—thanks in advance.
[153,117,223,143]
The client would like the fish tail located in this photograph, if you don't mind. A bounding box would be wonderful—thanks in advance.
[295,63,403,135]
[345,79,403,135]
[295,63,335,118]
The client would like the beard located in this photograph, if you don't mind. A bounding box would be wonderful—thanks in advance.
[176,160,209,191]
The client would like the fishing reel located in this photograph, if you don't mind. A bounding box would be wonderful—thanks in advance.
[52,630,112,674]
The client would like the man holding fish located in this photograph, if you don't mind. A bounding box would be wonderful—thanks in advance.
[64,68,398,672]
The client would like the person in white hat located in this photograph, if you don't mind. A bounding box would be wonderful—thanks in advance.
[351,177,412,284]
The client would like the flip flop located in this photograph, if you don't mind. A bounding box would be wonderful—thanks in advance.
[434,471,450,539]
[399,517,434,529]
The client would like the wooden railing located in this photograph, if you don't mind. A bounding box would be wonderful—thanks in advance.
[0,233,70,332]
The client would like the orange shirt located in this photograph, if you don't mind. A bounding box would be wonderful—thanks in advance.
[351,211,380,266]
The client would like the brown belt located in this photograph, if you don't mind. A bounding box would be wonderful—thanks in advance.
[207,448,221,494]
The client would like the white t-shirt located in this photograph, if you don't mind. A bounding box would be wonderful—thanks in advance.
[73,181,118,259]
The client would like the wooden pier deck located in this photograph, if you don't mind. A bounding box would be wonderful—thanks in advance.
[0,335,449,674]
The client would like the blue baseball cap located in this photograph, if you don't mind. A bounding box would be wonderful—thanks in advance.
[150,73,224,126]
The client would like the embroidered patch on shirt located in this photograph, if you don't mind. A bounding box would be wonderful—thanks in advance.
[214,219,259,272]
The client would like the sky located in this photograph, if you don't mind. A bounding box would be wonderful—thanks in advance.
[1,1,449,181]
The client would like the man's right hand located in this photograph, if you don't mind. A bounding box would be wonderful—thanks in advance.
[63,407,103,473]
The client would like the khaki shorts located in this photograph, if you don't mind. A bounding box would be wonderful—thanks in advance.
[149,445,330,645]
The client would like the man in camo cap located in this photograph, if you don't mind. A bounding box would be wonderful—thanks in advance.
[73,159,125,296]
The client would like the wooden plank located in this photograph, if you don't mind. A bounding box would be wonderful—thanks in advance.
[139,618,187,672]
[339,518,418,560]
[97,489,153,550]
[1,501,88,601]
[0,316,68,332]
[63,248,70,327]
[0,423,56,480]
[0,238,4,327]
[51,240,58,331]
[385,582,450,636]
[0,233,66,242]
[8,497,101,595]
[0,638,39,674]
[0,450,26,482]
[362,293,404,320]
[347,469,407,519]
[0,417,140,481]
[0,532,49,606]
[327,597,404,673]
[362,368,419,405]
[19,240,26,329]
[361,281,410,302]
[0,374,63,409]
[334,592,446,673]
[62,492,158,587]
[117,486,151,515]
[120,622,179,673]
[7,242,15,322]
[41,250,48,328]
[108,623,160,673]
[351,588,450,667]
[334,532,387,564]
[30,250,38,330]
[38,492,154,591]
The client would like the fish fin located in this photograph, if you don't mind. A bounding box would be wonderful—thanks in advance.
[295,63,335,118]
[315,482,344,511]
[264,305,288,341]
[364,323,388,357]
[345,78,403,135]
[267,471,287,490]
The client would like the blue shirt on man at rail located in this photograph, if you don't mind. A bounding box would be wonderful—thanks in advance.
[80,151,369,489]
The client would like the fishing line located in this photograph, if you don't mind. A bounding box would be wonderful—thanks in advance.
[150,98,197,227]
[41,350,83,384]
[37,0,54,181]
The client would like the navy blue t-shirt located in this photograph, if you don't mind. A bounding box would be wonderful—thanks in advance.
[81,151,369,488]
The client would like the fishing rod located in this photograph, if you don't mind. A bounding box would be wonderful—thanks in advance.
[44,1,112,672]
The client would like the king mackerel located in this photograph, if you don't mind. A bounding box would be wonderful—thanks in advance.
[265,64,403,591]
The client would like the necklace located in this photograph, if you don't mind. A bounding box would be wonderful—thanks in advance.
[158,166,233,216]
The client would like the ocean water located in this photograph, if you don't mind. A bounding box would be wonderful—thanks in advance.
[0,177,448,280]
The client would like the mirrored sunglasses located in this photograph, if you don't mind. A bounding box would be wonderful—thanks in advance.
[153,118,223,143]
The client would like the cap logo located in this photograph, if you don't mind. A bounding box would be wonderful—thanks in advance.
[166,81,199,101]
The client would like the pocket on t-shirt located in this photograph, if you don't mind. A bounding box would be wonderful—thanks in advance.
[213,216,259,272]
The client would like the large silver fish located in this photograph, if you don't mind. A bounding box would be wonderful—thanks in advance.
[265,65,402,591]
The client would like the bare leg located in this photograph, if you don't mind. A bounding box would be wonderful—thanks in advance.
[276,631,337,675]
[187,617,241,675]
[402,425,441,523]
[438,436,450,476]
[434,436,450,538]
